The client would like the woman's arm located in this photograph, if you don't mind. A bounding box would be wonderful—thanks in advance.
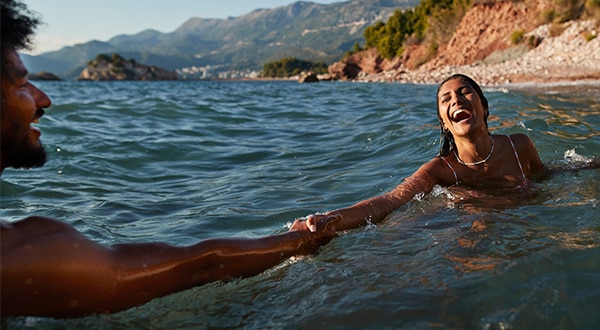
[0,216,336,318]
[298,158,447,232]
[577,157,600,170]
[512,133,599,181]
[324,173,436,231]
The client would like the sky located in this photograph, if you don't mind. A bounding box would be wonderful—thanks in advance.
[22,0,344,55]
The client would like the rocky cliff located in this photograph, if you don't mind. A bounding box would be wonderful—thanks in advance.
[78,54,177,81]
[329,0,600,85]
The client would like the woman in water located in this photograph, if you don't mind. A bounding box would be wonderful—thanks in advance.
[295,73,600,232]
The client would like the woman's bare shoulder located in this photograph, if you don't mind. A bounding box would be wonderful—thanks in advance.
[411,156,455,187]
[507,133,534,145]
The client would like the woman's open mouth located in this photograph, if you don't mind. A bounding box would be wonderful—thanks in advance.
[451,109,472,123]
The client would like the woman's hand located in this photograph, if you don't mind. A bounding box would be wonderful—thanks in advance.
[290,213,341,233]
[288,213,341,254]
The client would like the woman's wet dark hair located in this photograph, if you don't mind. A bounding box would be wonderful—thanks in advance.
[436,74,489,156]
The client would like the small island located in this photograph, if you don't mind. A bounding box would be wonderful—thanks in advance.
[78,53,177,81]
[28,71,63,81]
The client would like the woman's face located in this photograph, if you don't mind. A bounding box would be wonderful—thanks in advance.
[437,78,488,138]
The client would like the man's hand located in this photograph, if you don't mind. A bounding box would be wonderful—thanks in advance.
[289,213,340,254]
[290,213,341,233]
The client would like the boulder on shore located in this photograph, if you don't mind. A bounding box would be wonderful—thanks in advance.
[298,72,320,83]
[328,47,401,81]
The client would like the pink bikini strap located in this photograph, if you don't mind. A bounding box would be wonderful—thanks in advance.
[507,135,527,181]
[439,156,459,186]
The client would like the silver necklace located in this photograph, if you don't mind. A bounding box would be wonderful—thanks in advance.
[454,136,494,166]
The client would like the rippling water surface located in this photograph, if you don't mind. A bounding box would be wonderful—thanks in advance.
[2,80,599,329]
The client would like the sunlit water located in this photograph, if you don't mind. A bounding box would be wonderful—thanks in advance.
[2,80,599,329]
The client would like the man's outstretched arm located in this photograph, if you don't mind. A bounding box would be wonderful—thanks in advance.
[0,216,336,318]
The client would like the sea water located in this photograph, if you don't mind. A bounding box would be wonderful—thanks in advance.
[1,80,599,329]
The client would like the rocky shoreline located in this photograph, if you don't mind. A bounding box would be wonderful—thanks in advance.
[326,0,600,90]
[396,20,600,87]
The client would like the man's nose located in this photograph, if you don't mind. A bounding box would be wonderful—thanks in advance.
[29,83,52,108]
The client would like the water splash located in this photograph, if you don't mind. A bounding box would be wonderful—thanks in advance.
[564,148,592,164]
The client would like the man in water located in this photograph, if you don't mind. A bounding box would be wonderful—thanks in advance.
[0,0,337,318]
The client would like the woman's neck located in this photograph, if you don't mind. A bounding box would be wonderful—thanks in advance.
[453,133,494,165]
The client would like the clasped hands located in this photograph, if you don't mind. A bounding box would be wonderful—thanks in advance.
[289,213,341,233]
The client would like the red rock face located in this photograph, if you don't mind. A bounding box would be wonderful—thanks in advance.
[328,46,403,80]
[423,0,543,69]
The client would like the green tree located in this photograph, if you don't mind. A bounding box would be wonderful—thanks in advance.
[362,0,466,60]
[262,58,328,78]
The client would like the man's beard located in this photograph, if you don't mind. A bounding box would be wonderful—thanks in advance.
[1,135,47,170]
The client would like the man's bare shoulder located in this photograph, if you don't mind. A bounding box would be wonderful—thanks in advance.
[1,216,80,248]
[1,216,74,230]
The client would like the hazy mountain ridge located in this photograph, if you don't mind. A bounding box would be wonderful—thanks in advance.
[23,0,418,79]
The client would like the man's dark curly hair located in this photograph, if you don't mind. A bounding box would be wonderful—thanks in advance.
[1,0,41,51]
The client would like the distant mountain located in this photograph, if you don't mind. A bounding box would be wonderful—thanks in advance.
[22,0,418,80]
